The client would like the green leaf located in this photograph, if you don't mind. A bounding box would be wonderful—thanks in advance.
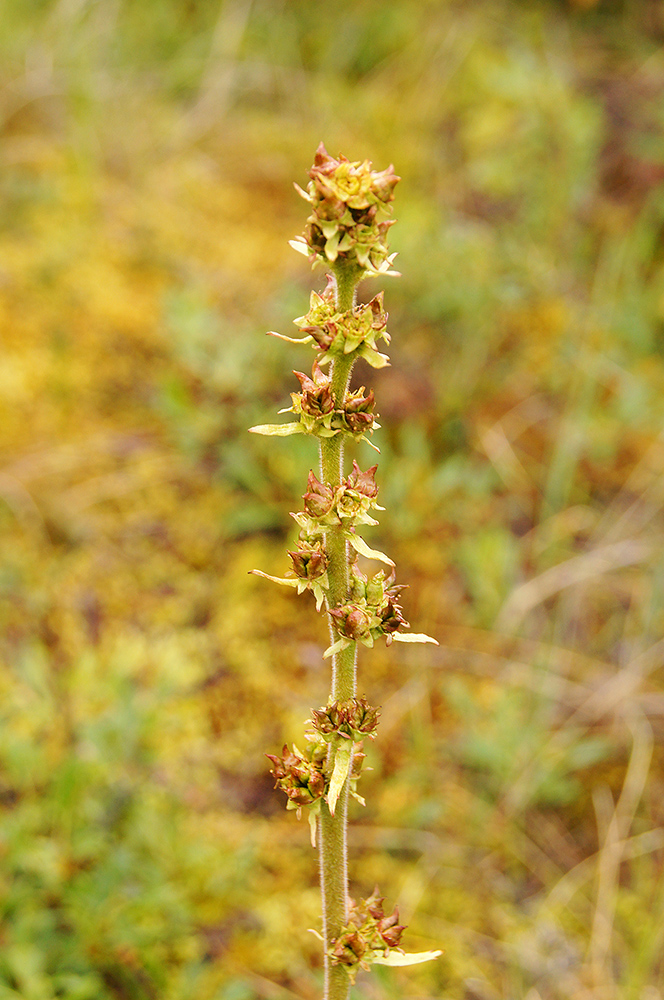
[348,534,394,566]
[251,570,299,589]
[361,348,391,368]
[248,422,303,436]
[391,632,439,645]
[267,330,313,344]
[323,637,352,659]
[372,949,443,967]
[288,238,310,257]
[327,743,353,816]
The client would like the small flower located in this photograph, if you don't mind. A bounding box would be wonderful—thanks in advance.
[377,909,406,950]
[330,929,368,971]
[378,598,409,636]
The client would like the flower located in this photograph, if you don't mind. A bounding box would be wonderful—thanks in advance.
[345,460,379,499]
[329,603,373,642]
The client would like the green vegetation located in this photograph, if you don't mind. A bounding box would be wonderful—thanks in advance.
[1,2,663,998]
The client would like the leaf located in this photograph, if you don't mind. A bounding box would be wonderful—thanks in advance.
[288,238,310,257]
[348,534,394,566]
[323,637,352,659]
[311,581,327,612]
[308,809,318,847]
[267,330,313,344]
[391,632,439,645]
[327,743,353,816]
[248,422,303,436]
[250,570,298,589]
[362,437,381,453]
[372,949,443,967]
[293,183,311,202]
[361,349,391,369]
[324,232,342,262]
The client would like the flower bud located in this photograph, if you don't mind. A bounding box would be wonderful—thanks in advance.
[330,929,367,967]
[345,460,378,499]
[329,603,372,641]
[378,599,409,635]
[373,167,399,202]
[349,697,380,738]
[302,471,335,517]
[364,887,385,921]
[287,539,328,580]
[377,908,406,949]
[343,388,375,434]
[349,743,366,781]
[365,571,386,605]
[293,361,334,416]
[350,565,368,602]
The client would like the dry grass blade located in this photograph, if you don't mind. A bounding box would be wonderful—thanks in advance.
[497,540,654,631]
[589,713,654,995]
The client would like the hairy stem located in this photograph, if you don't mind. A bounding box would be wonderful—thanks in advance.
[318,262,362,1000]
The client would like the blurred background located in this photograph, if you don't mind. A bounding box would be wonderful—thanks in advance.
[1,0,664,998]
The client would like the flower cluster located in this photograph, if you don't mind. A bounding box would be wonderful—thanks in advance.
[252,362,379,446]
[275,276,391,369]
[289,143,400,277]
[309,696,380,743]
[265,743,326,816]
[267,737,368,838]
[282,362,379,445]
[325,566,436,658]
[254,145,442,982]
[296,463,381,530]
[329,888,406,982]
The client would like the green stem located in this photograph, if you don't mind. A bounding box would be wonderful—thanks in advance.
[318,262,362,1000]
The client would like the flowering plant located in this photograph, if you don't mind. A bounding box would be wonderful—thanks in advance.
[251,145,441,998]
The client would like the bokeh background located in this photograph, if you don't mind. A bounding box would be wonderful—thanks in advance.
[2,1,664,998]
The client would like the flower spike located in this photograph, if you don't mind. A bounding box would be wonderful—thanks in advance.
[255,144,440,988]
